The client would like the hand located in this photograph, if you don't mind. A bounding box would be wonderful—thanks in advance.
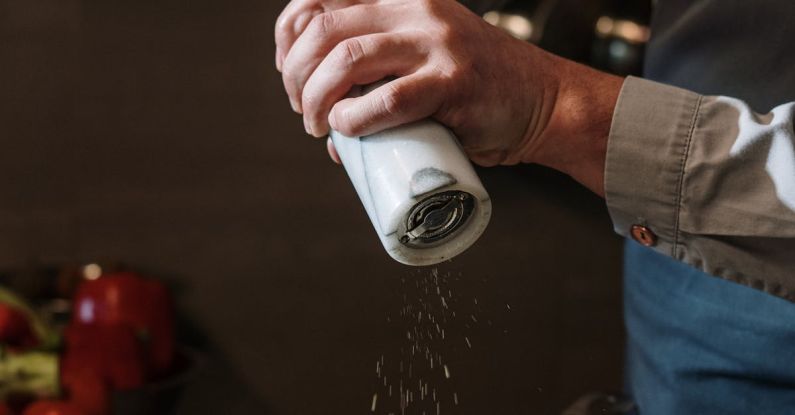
[275,0,623,195]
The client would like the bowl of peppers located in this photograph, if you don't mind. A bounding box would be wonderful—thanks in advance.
[0,269,197,415]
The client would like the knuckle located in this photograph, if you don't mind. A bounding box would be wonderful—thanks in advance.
[436,23,460,45]
[416,0,436,13]
[417,0,448,24]
[275,7,289,32]
[444,63,467,83]
[334,37,368,70]
[275,11,290,34]
[275,2,300,43]
[308,11,336,38]
[275,18,293,48]
[380,85,406,116]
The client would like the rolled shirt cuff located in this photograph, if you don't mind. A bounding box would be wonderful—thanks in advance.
[605,76,703,257]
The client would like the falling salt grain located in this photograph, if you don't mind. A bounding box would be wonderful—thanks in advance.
[465,336,472,349]
[443,364,451,379]
[371,393,378,412]
[453,392,459,405]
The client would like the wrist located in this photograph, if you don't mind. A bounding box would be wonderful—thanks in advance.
[525,56,624,197]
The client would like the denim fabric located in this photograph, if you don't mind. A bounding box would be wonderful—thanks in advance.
[623,240,795,415]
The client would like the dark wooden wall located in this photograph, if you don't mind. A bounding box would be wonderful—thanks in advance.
[0,1,624,413]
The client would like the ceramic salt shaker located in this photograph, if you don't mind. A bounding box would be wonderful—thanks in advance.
[330,83,491,266]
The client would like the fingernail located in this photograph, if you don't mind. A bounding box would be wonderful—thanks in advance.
[303,118,313,136]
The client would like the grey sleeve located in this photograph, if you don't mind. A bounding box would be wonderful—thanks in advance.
[605,76,795,301]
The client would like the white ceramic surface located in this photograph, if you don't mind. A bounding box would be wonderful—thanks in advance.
[331,117,491,266]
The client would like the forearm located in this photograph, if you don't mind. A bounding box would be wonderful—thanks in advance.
[521,51,624,197]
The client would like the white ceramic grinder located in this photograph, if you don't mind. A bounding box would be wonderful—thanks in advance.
[330,83,491,266]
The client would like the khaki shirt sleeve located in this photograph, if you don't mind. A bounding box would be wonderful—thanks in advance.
[606,76,795,301]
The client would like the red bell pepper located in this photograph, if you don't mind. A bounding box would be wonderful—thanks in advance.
[61,323,146,390]
[59,367,110,415]
[23,400,84,415]
[0,287,58,352]
[0,303,37,349]
[71,272,174,377]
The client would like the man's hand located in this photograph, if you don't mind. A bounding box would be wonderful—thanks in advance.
[275,0,623,196]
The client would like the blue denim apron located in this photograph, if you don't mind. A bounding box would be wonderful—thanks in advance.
[623,241,795,414]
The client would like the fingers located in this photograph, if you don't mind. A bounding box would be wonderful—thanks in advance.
[275,0,358,71]
[328,72,446,138]
[326,137,342,164]
[282,4,390,112]
[302,33,427,137]
[275,0,320,71]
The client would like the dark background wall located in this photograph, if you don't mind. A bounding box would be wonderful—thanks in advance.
[0,1,625,413]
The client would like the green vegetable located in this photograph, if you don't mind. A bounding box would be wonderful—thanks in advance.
[0,348,60,400]
[0,285,59,350]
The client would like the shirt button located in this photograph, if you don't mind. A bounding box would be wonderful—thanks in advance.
[630,224,657,247]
